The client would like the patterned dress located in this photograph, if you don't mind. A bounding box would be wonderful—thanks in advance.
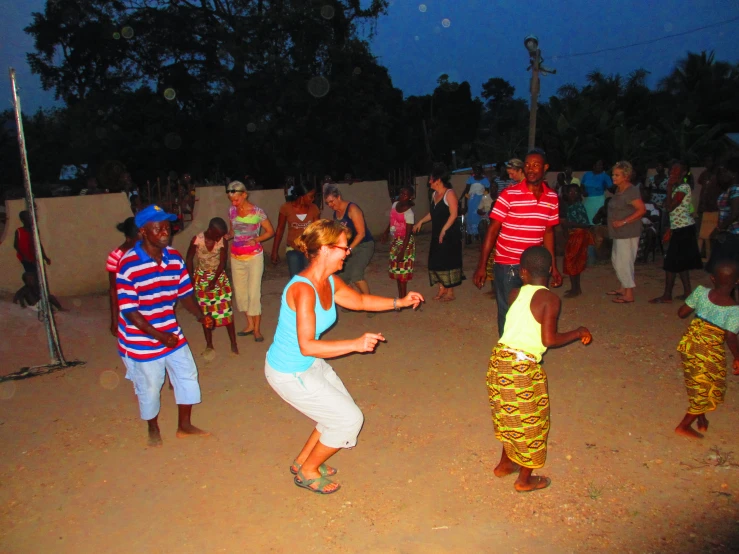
[193,233,233,327]
[563,202,593,276]
[388,202,416,282]
[678,286,739,414]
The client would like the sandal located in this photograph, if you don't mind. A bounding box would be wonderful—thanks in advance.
[606,290,623,296]
[237,330,253,337]
[290,460,337,477]
[612,297,634,304]
[294,469,341,495]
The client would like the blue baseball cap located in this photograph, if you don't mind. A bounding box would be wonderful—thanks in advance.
[135,204,178,228]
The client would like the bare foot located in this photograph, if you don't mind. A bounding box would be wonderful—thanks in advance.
[697,415,709,432]
[439,294,455,302]
[433,289,444,300]
[514,475,551,492]
[176,424,211,438]
[230,344,239,355]
[675,425,703,439]
[676,293,690,301]
[147,426,163,447]
[649,296,672,304]
[564,290,582,298]
[493,459,520,478]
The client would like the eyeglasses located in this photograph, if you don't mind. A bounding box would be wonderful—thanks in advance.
[330,245,352,254]
[226,189,244,194]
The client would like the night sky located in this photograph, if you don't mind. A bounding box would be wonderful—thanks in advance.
[1,0,738,112]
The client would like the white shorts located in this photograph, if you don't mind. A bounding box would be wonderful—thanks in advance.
[264,357,364,449]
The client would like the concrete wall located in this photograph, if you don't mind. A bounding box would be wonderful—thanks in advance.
[0,181,395,296]
[0,193,133,296]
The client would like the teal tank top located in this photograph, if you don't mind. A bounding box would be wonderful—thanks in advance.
[266,275,337,372]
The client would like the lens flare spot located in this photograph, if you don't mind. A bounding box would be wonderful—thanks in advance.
[307,76,330,98]
[418,4,427,12]
[121,26,134,39]
[163,88,176,101]
[353,67,362,75]
[320,5,335,19]
[247,122,257,132]
[0,381,16,400]
[99,370,120,390]
[72,298,82,307]
[441,18,451,27]
[112,32,121,40]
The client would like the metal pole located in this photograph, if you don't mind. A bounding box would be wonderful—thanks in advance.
[527,49,540,152]
[9,68,67,366]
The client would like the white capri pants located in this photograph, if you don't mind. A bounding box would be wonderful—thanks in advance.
[230,252,264,315]
[265,357,364,449]
[611,236,639,289]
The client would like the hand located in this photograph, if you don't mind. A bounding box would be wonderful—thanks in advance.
[578,327,592,345]
[550,267,563,288]
[44,257,51,265]
[200,315,215,329]
[400,291,425,310]
[271,252,280,265]
[354,332,386,353]
[225,232,234,241]
[160,332,179,348]
[412,222,422,234]
[110,323,118,337]
[473,266,487,289]
[438,229,446,244]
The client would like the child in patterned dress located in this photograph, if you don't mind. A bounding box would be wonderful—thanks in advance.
[674,260,739,439]
[381,186,416,298]
[186,218,238,356]
[487,246,591,492]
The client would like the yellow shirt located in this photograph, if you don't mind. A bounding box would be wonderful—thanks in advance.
[499,284,548,361]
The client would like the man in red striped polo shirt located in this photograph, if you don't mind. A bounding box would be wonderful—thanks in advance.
[474,151,562,334]
[117,204,214,447]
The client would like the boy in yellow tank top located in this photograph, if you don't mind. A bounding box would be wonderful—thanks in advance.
[486,246,592,492]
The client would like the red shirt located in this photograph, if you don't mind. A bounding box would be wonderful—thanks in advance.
[489,180,559,264]
[15,227,34,263]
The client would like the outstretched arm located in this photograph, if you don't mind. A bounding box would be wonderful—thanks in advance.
[538,292,590,347]
[334,276,423,312]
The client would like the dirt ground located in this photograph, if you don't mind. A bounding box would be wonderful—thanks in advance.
[1,234,738,554]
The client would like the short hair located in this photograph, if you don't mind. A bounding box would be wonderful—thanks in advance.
[430,163,451,188]
[520,246,552,278]
[292,181,315,199]
[472,163,483,173]
[323,184,341,200]
[208,217,228,234]
[712,260,739,286]
[116,217,139,239]
[399,185,414,197]
[527,148,547,163]
[19,210,30,223]
[668,159,688,172]
[612,161,634,181]
[293,219,346,260]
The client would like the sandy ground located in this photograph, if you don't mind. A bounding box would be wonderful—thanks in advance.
[1,234,738,554]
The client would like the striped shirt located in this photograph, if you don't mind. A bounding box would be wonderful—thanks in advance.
[490,181,559,265]
[116,243,193,361]
[106,248,124,273]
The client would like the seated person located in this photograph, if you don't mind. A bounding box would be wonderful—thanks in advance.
[13,272,63,312]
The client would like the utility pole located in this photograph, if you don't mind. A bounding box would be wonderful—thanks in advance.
[524,35,556,153]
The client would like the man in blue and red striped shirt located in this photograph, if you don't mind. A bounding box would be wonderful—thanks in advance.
[474,151,562,334]
[117,204,214,446]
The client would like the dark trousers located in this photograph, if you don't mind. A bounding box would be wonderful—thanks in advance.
[286,250,308,277]
[494,263,522,336]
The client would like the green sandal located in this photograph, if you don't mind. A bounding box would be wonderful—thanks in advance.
[290,460,337,477]
[294,469,341,495]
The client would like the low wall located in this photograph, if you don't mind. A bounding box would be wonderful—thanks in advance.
[0,181,395,296]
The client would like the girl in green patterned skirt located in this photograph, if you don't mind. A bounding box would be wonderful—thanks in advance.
[186,217,238,356]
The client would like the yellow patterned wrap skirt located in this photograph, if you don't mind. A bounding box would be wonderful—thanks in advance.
[677,318,727,415]
[486,344,550,469]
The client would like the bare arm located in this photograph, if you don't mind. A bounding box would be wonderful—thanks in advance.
[677,304,695,319]
[543,226,561,286]
[333,276,423,312]
[271,212,288,260]
[440,190,459,236]
[537,292,589,348]
[291,282,385,358]
[473,219,503,288]
[615,198,647,228]
[347,205,366,249]
[257,216,275,244]
[108,272,118,335]
[412,212,432,233]
[185,238,197,278]
[212,242,228,283]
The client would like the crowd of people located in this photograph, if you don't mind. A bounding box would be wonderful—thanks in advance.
[11,150,739,497]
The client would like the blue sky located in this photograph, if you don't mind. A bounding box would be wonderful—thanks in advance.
[1,0,738,112]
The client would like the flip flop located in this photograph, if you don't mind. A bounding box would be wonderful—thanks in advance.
[606,290,623,296]
[612,297,634,304]
[294,469,341,495]
[515,476,551,493]
[290,460,337,477]
[237,330,253,337]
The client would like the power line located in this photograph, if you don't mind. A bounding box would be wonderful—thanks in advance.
[552,15,739,60]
